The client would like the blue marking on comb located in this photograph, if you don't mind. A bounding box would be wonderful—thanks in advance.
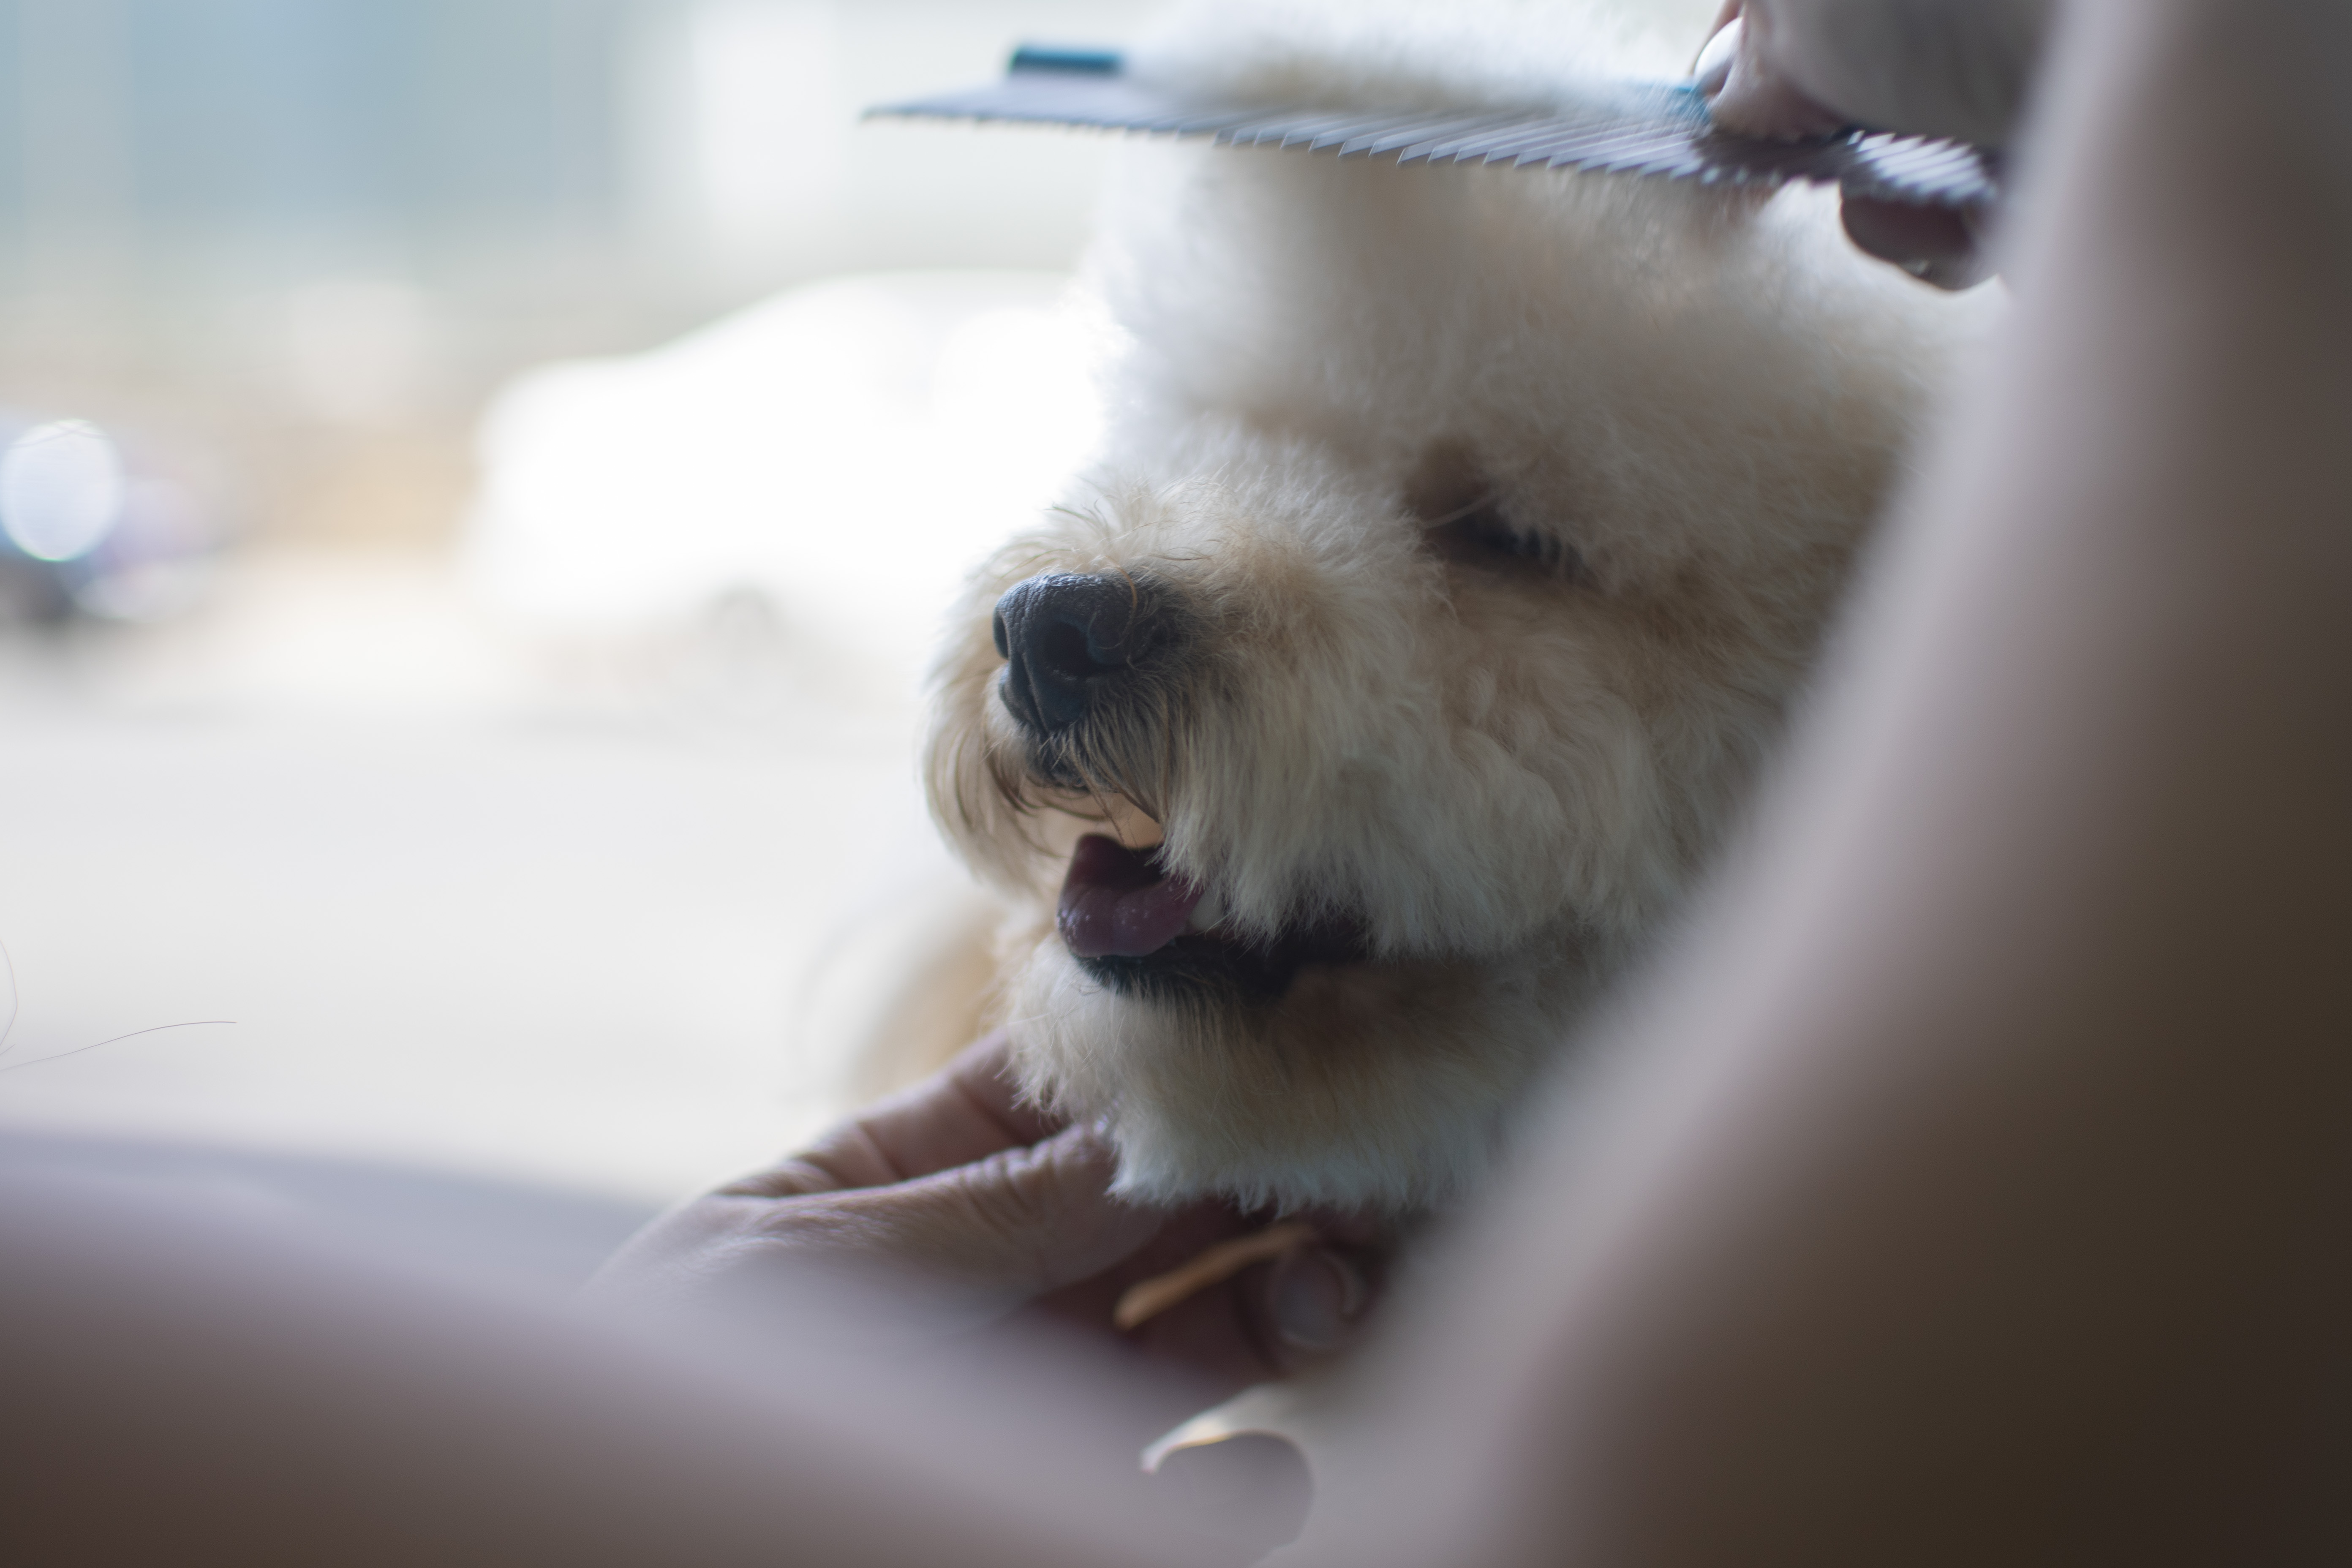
[1008,45,1124,76]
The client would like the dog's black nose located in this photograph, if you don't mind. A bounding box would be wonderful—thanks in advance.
[992,572,1160,735]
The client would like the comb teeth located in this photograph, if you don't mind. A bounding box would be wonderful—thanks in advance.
[866,50,2000,210]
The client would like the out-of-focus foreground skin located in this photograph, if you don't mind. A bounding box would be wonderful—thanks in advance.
[1313,0,2352,1560]
[6,0,2352,1562]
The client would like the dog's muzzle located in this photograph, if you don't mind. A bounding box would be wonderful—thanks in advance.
[991,572,1172,737]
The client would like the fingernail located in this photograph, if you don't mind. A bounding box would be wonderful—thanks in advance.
[1693,16,1740,95]
[1270,1247,1366,1354]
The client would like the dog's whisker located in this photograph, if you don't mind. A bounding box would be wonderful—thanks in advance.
[0,1019,237,1078]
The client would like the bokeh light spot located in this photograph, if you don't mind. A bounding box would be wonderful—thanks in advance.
[1,421,126,563]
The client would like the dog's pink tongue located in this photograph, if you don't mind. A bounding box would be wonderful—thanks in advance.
[1058,834,1204,958]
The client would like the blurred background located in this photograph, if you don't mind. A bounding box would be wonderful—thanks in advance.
[0,0,1165,1275]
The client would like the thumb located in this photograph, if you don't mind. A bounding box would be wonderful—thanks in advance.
[1703,13,1850,141]
[824,1122,1161,1320]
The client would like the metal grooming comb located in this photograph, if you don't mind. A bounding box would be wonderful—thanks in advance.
[868,44,1998,210]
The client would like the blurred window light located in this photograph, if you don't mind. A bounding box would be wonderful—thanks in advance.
[0,0,639,283]
[1,420,126,563]
[0,0,1164,377]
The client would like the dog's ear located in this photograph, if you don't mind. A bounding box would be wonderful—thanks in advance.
[1407,439,1585,581]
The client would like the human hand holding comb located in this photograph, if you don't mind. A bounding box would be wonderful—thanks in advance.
[1701,0,2053,285]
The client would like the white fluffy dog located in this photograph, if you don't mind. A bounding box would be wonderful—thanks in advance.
[925,0,1986,1216]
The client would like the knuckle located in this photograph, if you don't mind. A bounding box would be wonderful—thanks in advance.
[957,1143,1067,1237]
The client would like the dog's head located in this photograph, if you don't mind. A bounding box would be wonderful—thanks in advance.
[924,22,1984,1213]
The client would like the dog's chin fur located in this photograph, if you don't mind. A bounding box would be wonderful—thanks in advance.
[923,0,1995,1214]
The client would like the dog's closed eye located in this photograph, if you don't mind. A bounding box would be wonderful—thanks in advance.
[1423,501,1584,578]
[1406,441,1585,583]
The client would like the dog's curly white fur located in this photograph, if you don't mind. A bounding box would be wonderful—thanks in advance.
[926,0,1990,1214]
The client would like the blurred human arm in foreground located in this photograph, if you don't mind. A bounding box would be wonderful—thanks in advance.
[1343,0,2352,1558]
[7,0,2352,1561]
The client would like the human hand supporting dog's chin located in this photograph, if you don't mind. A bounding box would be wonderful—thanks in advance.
[1699,0,2055,289]
[586,1032,1377,1399]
